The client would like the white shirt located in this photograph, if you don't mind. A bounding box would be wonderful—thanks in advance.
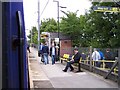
[39,45,43,50]
[52,47,55,55]
[92,51,101,61]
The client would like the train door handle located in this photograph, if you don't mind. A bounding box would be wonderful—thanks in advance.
[12,11,24,50]
[12,36,24,50]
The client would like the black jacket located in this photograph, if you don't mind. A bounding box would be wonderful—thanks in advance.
[105,51,114,60]
[50,47,57,56]
[73,52,81,63]
[42,45,49,54]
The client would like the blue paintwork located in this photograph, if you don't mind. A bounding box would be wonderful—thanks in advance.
[2,1,28,88]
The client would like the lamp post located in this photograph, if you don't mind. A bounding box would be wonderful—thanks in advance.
[53,0,66,60]
[31,29,32,44]
[38,0,40,50]
[53,1,60,39]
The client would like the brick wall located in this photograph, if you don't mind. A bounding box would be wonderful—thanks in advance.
[60,40,72,56]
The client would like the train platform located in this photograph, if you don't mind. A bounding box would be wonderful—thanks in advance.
[28,47,118,89]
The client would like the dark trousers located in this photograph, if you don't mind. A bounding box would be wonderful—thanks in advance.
[105,62,113,69]
[27,47,30,53]
[51,55,56,65]
[41,54,44,63]
[96,62,101,67]
[64,61,74,71]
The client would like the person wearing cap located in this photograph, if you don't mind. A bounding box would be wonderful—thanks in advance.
[62,47,81,72]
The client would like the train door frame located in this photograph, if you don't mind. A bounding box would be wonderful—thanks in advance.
[0,1,2,90]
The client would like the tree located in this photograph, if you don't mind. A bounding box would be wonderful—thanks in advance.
[27,27,38,44]
[27,2,120,48]
[27,18,58,44]
[40,18,57,32]
[84,2,120,48]
[60,11,82,47]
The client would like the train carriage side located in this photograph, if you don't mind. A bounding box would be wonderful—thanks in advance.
[1,1,29,89]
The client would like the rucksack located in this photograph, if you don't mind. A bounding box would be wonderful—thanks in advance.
[99,51,104,60]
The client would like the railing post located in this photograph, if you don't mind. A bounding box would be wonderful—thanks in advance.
[90,46,92,71]
[103,60,105,69]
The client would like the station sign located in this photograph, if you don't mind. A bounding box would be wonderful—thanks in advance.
[55,38,59,43]
[93,6,120,12]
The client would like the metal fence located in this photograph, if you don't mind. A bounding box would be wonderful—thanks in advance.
[80,47,118,75]
[62,46,118,75]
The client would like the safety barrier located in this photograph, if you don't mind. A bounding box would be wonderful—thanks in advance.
[60,54,118,74]
[80,59,118,74]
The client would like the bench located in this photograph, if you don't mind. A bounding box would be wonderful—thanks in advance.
[60,54,70,63]
[61,54,83,72]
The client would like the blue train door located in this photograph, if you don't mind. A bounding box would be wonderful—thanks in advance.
[0,2,2,90]
[1,0,29,89]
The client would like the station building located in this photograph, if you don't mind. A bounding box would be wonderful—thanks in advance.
[41,32,72,56]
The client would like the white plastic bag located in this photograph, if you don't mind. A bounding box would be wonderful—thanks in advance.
[38,56,41,63]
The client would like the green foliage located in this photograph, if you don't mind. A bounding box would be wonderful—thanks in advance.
[60,11,82,47]
[40,18,57,32]
[27,27,38,44]
[27,18,58,44]
[59,2,120,48]
[40,39,46,44]
[85,2,120,48]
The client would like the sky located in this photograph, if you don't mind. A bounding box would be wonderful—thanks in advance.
[23,0,92,35]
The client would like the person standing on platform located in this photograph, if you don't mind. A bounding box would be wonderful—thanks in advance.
[38,43,44,62]
[92,48,101,67]
[27,43,31,53]
[50,44,57,65]
[42,42,49,65]
[98,49,104,67]
[104,48,114,68]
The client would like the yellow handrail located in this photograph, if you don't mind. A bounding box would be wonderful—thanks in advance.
[80,59,118,74]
